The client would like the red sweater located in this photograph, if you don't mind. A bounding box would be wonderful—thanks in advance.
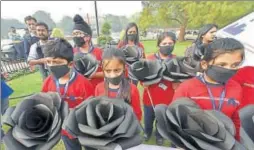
[142,53,175,106]
[73,47,104,88]
[95,81,142,121]
[42,71,94,138]
[232,66,254,107]
[173,77,243,140]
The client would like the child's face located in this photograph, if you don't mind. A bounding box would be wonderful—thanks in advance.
[46,57,72,67]
[201,50,243,70]
[103,58,124,78]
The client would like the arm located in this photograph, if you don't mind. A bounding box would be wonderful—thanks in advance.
[232,108,241,141]
[27,44,47,66]
[117,40,124,49]
[83,80,95,99]
[131,86,142,121]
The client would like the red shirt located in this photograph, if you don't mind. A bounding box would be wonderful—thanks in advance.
[95,81,142,121]
[73,46,104,88]
[173,77,243,140]
[232,66,254,107]
[42,71,94,138]
[142,53,175,106]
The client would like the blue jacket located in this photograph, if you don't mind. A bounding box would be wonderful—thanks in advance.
[1,80,13,100]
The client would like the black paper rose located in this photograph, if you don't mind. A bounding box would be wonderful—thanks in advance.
[128,59,166,86]
[62,96,142,150]
[155,98,245,150]
[74,53,99,78]
[239,105,254,149]
[163,57,193,82]
[121,45,143,66]
[2,92,69,150]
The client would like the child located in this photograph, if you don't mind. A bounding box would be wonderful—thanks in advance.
[117,22,146,86]
[232,66,254,107]
[72,14,104,89]
[95,48,142,121]
[143,32,178,145]
[173,38,245,141]
[41,39,94,150]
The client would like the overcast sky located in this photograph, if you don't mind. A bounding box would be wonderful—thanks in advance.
[1,1,142,22]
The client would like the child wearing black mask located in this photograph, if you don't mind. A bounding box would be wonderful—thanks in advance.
[95,48,142,121]
[173,38,245,141]
[143,32,178,145]
[41,38,94,150]
[72,14,104,89]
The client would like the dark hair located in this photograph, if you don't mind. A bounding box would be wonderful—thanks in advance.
[201,38,244,62]
[157,31,177,46]
[195,24,218,45]
[43,38,73,62]
[24,16,37,23]
[123,22,140,45]
[102,48,131,103]
[36,22,49,31]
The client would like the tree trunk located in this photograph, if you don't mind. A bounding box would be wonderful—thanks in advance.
[178,26,186,42]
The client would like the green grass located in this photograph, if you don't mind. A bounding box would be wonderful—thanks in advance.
[1,40,191,150]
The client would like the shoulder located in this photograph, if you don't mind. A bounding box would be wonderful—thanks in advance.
[42,75,54,88]
[226,79,242,91]
[96,81,105,89]
[178,77,203,90]
[75,73,91,84]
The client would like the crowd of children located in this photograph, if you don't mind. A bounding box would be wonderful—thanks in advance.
[1,13,253,150]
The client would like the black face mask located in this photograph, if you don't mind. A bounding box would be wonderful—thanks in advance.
[105,74,123,85]
[159,45,174,55]
[49,65,70,79]
[73,37,85,47]
[206,65,237,84]
[127,34,137,41]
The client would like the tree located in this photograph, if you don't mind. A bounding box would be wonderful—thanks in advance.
[50,28,64,38]
[139,1,254,41]
[57,16,74,35]
[1,18,25,38]
[32,10,56,30]
[101,22,111,35]
[104,14,129,32]
[98,21,112,45]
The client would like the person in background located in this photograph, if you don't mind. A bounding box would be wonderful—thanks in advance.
[1,72,13,142]
[95,48,142,122]
[143,32,178,145]
[232,66,254,107]
[117,22,146,85]
[8,27,22,41]
[117,22,145,57]
[72,14,104,89]
[41,39,94,150]
[173,38,245,141]
[184,24,218,72]
[27,22,50,80]
[23,16,39,59]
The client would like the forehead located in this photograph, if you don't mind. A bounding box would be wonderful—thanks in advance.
[103,59,124,69]
[36,25,47,30]
[128,26,137,32]
[73,30,85,34]
[213,50,243,64]
[160,37,174,43]
[26,20,36,24]
[208,27,217,32]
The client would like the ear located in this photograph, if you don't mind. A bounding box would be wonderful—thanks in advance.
[200,60,208,70]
